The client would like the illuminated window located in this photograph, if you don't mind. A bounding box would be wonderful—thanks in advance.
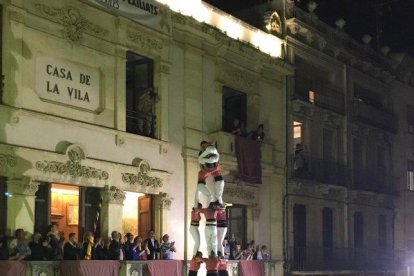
[293,121,302,149]
[408,160,414,191]
[308,91,315,104]
[122,191,145,236]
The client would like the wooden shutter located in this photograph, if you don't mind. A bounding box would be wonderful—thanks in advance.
[79,187,101,239]
[138,195,152,236]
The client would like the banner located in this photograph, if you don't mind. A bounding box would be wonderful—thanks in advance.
[83,0,171,34]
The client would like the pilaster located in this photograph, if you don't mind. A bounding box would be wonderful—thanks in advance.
[7,177,40,234]
[100,185,126,237]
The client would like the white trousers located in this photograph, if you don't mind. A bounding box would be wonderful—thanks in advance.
[214,180,224,205]
[204,225,217,255]
[194,183,213,208]
[217,226,227,255]
[189,225,200,257]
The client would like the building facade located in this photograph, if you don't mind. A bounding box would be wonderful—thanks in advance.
[0,0,290,274]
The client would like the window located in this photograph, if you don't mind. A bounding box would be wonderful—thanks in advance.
[126,52,155,138]
[407,160,414,191]
[34,183,50,234]
[322,208,333,261]
[407,105,414,134]
[293,121,302,149]
[353,138,364,188]
[293,204,306,269]
[378,215,387,248]
[80,187,101,238]
[308,90,315,104]
[0,177,7,235]
[227,204,247,247]
[222,87,246,133]
[354,212,363,248]
[354,84,383,110]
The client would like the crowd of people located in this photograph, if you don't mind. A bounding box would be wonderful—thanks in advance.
[221,237,270,261]
[0,225,176,261]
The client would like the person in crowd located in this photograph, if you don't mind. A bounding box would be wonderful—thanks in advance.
[123,233,135,260]
[47,224,63,260]
[188,251,204,276]
[144,229,160,260]
[132,236,147,260]
[108,231,123,260]
[29,232,45,260]
[228,234,236,260]
[239,121,248,137]
[249,124,265,141]
[9,228,31,260]
[95,237,110,260]
[216,207,227,257]
[254,245,270,261]
[231,119,242,136]
[190,206,202,257]
[40,235,53,260]
[232,243,243,260]
[204,250,220,276]
[64,233,80,260]
[160,234,176,260]
[217,251,229,276]
[222,238,231,260]
[0,234,9,260]
[82,231,95,260]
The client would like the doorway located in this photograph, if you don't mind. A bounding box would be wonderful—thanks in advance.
[122,192,153,237]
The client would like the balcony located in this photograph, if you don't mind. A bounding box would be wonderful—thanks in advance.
[293,77,345,114]
[352,169,398,196]
[351,99,397,133]
[126,109,157,138]
[209,131,274,166]
[289,247,403,272]
[1,260,279,276]
[288,154,347,187]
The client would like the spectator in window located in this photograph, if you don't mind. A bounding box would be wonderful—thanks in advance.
[249,124,265,142]
[254,245,270,261]
[29,232,45,260]
[231,119,242,135]
[145,229,160,260]
[47,224,63,260]
[108,231,123,260]
[9,229,31,260]
[222,238,231,259]
[232,243,243,260]
[137,89,159,136]
[293,143,307,177]
[82,231,95,260]
[124,233,135,260]
[132,236,147,260]
[95,237,110,260]
[64,233,80,260]
[160,234,176,260]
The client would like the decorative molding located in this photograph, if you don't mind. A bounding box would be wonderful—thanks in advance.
[223,185,255,201]
[31,261,60,276]
[0,154,17,171]
[35,145,109,180]
[251,203,261,218]
[158,192,173,210]
[7,177,39,196]
[33,4,108,43]
[264,11,282,36]
[9,9,25,23]
[217,64,256,91]
[126,28,163,51]
[102,185,126,205]
[122,159,163,188]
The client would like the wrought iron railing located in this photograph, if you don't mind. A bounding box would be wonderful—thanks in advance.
[352,170,399,196]
[126,109,156,138]
[288,154,347,187]
[289,246,404,271]
[293,77,345,114]
[351,99,397,133]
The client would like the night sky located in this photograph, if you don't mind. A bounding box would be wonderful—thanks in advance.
[204,0,414,56]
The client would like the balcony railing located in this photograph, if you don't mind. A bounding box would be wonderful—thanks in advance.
[289,246,404,272]
[351,99,397,133]
[352,170,398,195]
[293,77,345,114]
[126,109,156,138]
[288,154,347,187]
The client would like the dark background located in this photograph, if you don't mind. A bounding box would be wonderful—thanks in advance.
[204,0,414,55]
